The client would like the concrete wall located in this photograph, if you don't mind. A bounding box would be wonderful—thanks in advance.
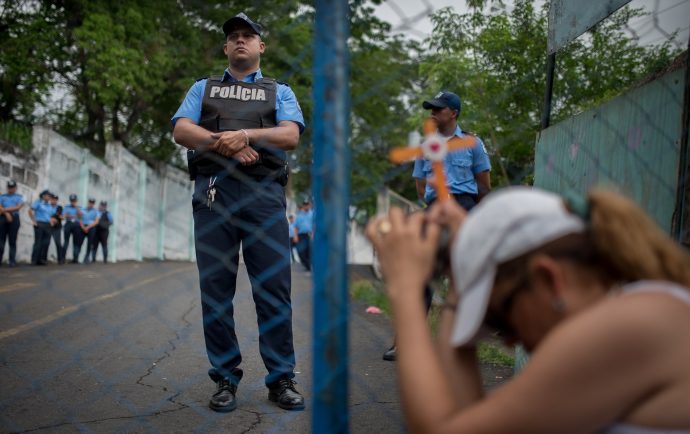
[0,126,195,263]
[1,126,379,265]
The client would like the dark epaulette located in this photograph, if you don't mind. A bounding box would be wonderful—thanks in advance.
[195,76,209,82]
[276,80,289,87]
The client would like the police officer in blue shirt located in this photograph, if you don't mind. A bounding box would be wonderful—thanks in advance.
[172,12,305,412]
[47,193,65,264]
[28,189,53,265]
[294,200,314,271]
[412,91,492,208]
[0,180,25,267]
[80,198,100,264]
[383,90,492,362]
[63,194,83,263]
[93,200,112,263]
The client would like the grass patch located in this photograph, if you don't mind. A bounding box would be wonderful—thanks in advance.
[350,279,391,316]
[0,121,33,151]
[478,340,515,367]
[350,277,515,368]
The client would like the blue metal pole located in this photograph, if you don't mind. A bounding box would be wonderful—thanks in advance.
[312,0,350,432]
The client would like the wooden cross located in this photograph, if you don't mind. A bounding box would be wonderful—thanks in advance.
[389,118,476,202]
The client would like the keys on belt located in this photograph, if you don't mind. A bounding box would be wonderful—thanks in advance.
[207,176,217,210]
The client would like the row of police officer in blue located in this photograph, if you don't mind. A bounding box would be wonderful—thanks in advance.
[0,180,113,266]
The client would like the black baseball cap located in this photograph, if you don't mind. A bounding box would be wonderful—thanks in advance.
[69,194,77,201]
[223,12,263,37]
[100,200,107,206]
[88,197,96,203]
[39,189,51,197]
[423,91,461,112]
[7,180,17,188]
[50,193,59,200]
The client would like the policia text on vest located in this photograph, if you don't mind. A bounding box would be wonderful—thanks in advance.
[187,77,289,185]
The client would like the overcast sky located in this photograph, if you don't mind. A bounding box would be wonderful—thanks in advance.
[373,0,690,49]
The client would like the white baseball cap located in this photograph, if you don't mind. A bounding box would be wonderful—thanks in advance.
[450,187,586,347]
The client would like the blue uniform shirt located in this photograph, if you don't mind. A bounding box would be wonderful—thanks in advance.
[295,209,314,235]
[63,205,81,222]
[81,207,100,225]
[288,221,297,238]
[31,199,53,223]
[412,126,491,203]
[172,68,305,136]
[0,193,24,216]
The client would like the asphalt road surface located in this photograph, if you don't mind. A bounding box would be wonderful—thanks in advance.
[0,261,403,433]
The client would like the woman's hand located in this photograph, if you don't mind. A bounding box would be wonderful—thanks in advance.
[366,207,441,300]
[425,199,468,248]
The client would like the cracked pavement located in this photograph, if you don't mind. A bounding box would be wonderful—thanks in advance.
[0,261,405,433]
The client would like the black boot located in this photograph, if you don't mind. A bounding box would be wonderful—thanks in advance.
[382,345,396,361]
[268,378,305,411]
[209,379,237,413]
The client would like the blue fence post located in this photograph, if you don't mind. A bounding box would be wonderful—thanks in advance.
[312,0,351,433]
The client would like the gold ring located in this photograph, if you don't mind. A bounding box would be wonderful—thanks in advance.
[377,220,392,235]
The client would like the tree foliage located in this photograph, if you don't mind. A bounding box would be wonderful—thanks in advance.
[419,1,679,186]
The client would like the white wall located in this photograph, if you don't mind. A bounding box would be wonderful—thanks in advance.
[0,126,195,263]
[1,126,376,265]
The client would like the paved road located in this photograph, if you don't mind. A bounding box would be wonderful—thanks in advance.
[0,261,403,433]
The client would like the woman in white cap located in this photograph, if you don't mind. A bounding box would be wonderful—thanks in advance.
[367,186,690,434]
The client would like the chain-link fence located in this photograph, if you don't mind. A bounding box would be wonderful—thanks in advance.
[1,0,688,432]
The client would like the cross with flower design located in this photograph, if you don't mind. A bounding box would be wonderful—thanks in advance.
[388,118,477,202]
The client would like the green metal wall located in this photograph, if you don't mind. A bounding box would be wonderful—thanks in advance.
[535,67,685,232]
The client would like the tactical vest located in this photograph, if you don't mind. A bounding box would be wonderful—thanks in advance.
[187,76,288,184]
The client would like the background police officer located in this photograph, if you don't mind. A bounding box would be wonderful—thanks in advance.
[28,189,53,265]
[383,90,492,362]
[294,200,313,271]
[0,180,24,267]
[48,193,65,264]
[63,194,83,263]
[94,200,112,263]
[80,198,100,264]
[172,12,305,412]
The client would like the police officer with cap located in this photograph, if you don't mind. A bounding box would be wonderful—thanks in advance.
[63,194,83,263]
[172,12,305,412]
[93,200,112,263]
[80,197,100,264]
[383,90,492,362]
[47,193,65,264]
[0,180,25,267]
[28,189,53,265]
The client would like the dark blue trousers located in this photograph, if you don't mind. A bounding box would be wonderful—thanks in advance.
[63,221,84,262]
[192,174,295,386]
[31,222,51,265]
[0,214,20,264]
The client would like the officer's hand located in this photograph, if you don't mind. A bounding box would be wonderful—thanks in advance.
[230,146,259,165]
[210,131,247,157]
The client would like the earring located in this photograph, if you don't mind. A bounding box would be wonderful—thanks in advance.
[551,298,566,313]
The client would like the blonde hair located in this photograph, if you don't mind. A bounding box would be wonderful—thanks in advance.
[495,189,690,290]
[588,189,690,287]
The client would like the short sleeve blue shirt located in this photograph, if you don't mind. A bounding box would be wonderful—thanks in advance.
[295,209,314,234]
[171,68,305,133]
[0,193,24,215]
[63,205,81,222]
[412,126,491,203]
[31,199,53,222]
[81,207,100,225]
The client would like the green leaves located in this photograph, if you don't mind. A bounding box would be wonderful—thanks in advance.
[419,0,679,185]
